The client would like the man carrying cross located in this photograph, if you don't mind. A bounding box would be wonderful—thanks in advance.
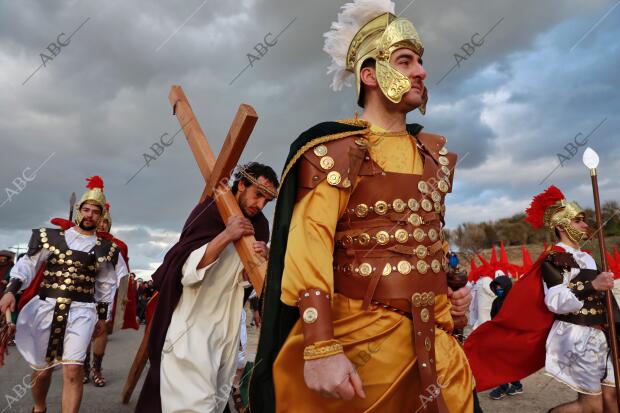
[135,162,278,413]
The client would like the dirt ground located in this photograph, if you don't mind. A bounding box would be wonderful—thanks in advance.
[0,309,580,413]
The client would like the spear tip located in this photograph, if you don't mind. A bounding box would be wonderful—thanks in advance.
[583,147,600,169]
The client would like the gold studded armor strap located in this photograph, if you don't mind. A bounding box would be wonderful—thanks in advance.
[298,288,335,348]
[40,287,96,303]
[27,229,45,256]
[296,135,367,202]
[416,132,458,193]
[96,302,109,320]
[45,297,72,363]
[410,293,449,413]
[555,268,608,326]
[94,239,121,267]
[570,279,597,301]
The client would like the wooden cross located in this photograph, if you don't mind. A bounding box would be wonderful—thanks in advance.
[121,86,268,403]
[168,85,268,291]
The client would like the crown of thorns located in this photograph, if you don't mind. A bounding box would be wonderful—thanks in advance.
[237,166,277,198]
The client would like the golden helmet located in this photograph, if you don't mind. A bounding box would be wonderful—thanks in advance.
[324,0,426,112]
[74,176,107,226]
[525,186,587,243]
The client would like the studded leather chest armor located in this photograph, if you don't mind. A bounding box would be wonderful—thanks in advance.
[542,250,616,327]
[28,227,120,303]
[557,269,607,325]
[331,138,456,310]
[296,128,457,413]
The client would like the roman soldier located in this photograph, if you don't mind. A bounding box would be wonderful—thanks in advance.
[43,201,136,387]
[0,176,128,413]
[465,185,617,412]
[250,1,474,411]
[83,202,135,387]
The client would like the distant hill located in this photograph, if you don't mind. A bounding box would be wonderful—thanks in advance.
[446,201,619,255]
[457,236,620,273]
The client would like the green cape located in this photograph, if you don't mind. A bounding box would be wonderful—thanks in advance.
[249,120,423,412]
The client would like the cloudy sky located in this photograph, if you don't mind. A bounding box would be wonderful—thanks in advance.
[1,0,618,278]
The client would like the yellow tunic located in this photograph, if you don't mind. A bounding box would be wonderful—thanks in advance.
[274,125,473,412]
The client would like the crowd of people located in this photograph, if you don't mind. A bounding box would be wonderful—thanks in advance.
[135,277,155,325]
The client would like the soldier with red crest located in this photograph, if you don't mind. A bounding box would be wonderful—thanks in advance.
[465,186,618,412]
[0,176,128,413]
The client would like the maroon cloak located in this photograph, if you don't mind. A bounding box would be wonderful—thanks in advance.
[135,198,270,413]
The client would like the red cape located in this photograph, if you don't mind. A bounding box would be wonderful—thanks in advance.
[18,264,46,311]
[121,276,139,330]
[464,246,563,391]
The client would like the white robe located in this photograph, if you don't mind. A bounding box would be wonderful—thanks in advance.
[544,242,615,394]
[10,227,128,370]
[160,242,246,413]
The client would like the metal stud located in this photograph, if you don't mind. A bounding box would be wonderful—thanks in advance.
[392,198,406,213]
[374,201,388,215]
[313,145,328,157]
[326,171,341,186]
[320,156,335,170]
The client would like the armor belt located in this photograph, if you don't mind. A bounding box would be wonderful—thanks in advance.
[39,287,95,304]
[332,144,454,413]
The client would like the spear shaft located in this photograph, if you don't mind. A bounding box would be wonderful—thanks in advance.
[588,166,620,410]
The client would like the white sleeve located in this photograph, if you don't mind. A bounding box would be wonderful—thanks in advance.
[612,279,620,307]
[237,309,248,369]
[180,243,220,287]
[9,249,49,291]
[95,254,128,320]
[543,268,583,314]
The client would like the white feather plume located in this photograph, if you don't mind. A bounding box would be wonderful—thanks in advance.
[323,0,395,91]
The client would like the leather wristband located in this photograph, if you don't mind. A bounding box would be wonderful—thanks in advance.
[571,280,597,301]
[6,278,22,295]
[298,288,334,347]
[96,302,109,320]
